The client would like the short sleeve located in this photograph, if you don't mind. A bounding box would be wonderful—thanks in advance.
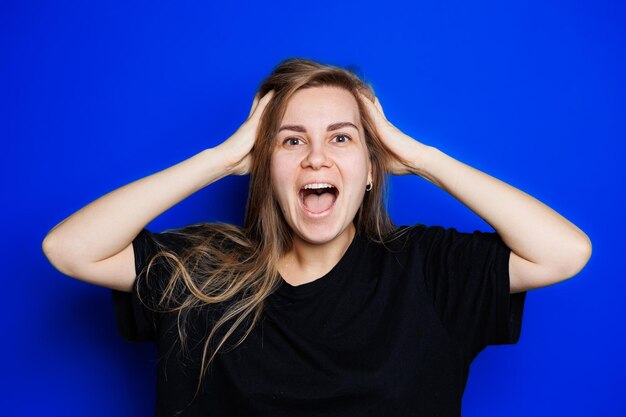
[111,228,188,342]
[414,225,527,363]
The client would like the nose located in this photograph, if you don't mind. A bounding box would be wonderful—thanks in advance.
[301,140,333,170]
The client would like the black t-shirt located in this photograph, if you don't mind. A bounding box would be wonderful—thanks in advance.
[111,224,526,416]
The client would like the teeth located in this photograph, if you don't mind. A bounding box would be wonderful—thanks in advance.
[303,183,335,190]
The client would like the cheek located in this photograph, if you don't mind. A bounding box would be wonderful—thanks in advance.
[343,152,370,179]
[270,155,294,203]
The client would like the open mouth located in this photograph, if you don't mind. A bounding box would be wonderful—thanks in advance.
[298,184,339,214]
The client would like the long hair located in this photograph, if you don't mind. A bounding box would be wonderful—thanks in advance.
[138,57,413,405]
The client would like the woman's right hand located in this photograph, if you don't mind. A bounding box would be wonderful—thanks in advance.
[215,89,275,176]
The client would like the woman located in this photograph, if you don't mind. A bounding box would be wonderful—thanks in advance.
[42,58,592,416]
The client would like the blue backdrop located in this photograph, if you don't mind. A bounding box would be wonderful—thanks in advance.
[3,0,624,415]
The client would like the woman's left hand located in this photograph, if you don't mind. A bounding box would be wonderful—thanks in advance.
[357,90,431,176]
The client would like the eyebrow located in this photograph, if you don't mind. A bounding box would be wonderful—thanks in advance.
[278,121,359,133]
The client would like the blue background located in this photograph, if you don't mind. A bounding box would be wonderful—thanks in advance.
[3,0,624,415]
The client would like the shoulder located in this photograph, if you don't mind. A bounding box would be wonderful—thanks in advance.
[373,223,437,251]
[371,224,505,259]
[354,224,428,260]
[135,222,250,281]
[135,222,250,293]
[393,224,502,245]
[149,222,247,254]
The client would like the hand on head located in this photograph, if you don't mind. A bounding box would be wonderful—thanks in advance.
[216,89,275,176]
[357,90,427,176]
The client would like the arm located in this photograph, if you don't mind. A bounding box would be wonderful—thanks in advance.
[414,146,591,293]
[42,90,274,292]
[358,92,592,294]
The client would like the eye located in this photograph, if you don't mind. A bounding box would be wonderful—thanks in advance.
[283,137,304,146]
[330,134,352,144]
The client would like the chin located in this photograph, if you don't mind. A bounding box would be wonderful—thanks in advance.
[291,221,351,246]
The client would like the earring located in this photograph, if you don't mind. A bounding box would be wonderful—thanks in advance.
[366,182,373,192]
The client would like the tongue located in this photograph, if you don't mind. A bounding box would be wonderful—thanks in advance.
[303,192,335,213]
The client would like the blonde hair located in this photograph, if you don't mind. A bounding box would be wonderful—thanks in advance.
[138,57,413,405]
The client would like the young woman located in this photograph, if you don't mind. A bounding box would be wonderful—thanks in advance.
[42,58,592,416]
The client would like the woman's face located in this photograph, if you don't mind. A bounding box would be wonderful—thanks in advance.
[271,86,372,245]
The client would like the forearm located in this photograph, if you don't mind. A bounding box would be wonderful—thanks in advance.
[409,145,591,272]
[43,147,233,266]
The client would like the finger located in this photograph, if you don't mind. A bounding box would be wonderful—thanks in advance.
[357,85,375,102]
[357,89,375,108]
[374,97,385,118]
[250,89,275,119]
[260,89,275,101]
[358,91,380,122]
[248,92,261,118]
[358,90,385,120]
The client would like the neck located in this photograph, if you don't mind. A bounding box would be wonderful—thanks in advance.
[279,224,356,286]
